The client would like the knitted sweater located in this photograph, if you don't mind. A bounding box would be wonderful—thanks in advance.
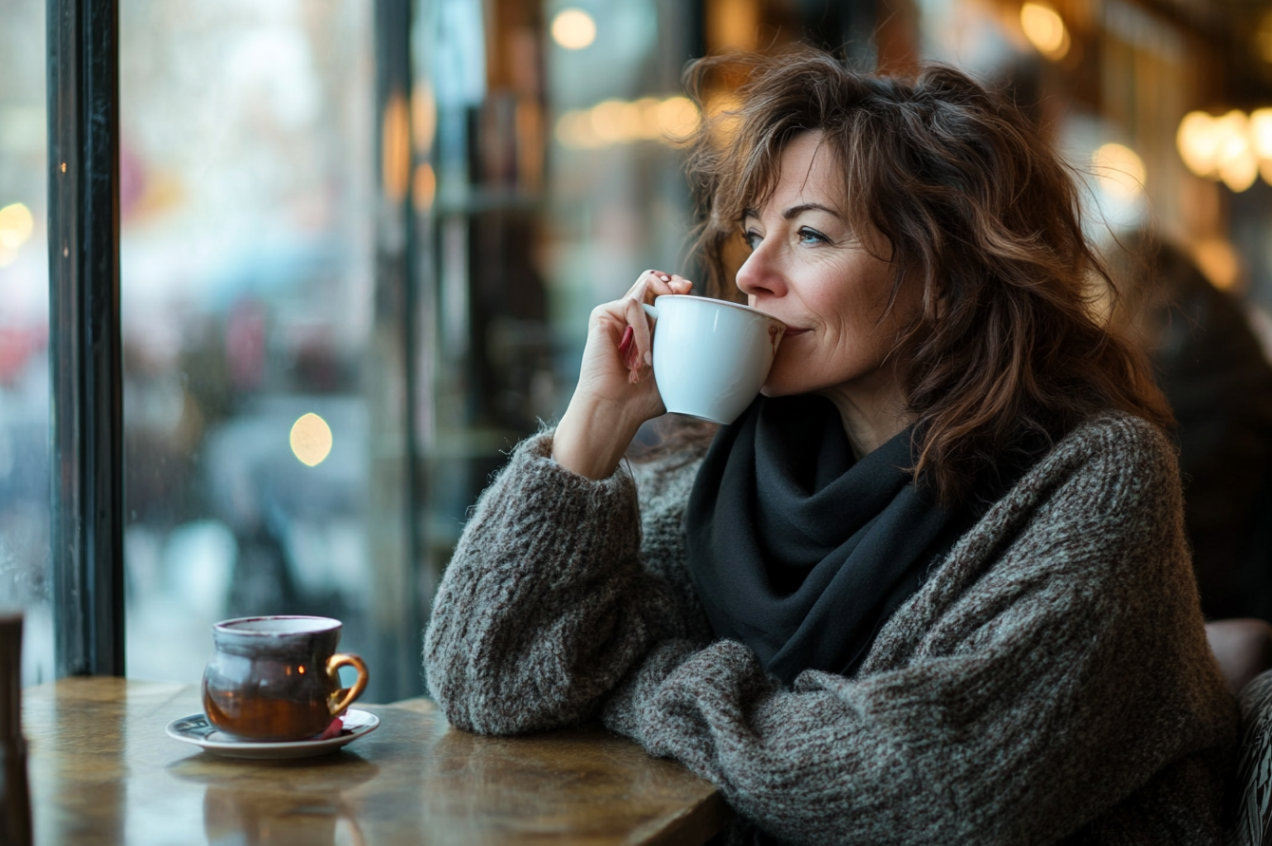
[424,412,1238,845]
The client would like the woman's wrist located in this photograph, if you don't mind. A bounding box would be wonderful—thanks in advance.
[552,399,644,480]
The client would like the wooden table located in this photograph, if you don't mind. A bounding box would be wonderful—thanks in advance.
[22,678,730,845]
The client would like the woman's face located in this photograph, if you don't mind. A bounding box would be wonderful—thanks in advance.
[736,131,918,419]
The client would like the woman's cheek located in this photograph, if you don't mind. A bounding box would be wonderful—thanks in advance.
[760,355,797,397]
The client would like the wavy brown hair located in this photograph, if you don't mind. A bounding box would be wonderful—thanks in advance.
[679,48,1173,505]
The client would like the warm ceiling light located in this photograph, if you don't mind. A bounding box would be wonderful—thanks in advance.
[1020,2,1070,61]
[551,9,596,50]
[1177,111,1220,177]
[1091,143,1146,200]
[1219,154,1259,192]
[1177,109,1264,191]
[1214,110,1258,192]
[1251,108,1272,159]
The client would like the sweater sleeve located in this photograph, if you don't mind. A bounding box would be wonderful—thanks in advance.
[599,416,1237,845]
[423,431,709,735]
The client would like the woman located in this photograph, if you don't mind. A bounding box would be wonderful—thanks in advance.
[424,49,1237,845]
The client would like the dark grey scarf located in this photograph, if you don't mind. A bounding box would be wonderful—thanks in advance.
[684,395,973,686]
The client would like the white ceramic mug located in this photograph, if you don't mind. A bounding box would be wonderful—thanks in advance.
[641,295,786,424]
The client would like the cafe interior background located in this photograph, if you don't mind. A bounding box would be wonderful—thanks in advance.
[1,0,1270,701]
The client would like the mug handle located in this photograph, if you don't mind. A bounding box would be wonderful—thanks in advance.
[642,302,658,320]
[326,653,369,717]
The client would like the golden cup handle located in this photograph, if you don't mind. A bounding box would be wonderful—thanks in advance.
[326,653,369,717]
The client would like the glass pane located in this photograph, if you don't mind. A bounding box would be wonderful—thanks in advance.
[410,0,868,593]
[411,0,702,579]
[0,0,54,686]
[120,0,418,701]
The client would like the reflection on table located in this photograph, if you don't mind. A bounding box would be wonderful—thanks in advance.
[24,678,730,845]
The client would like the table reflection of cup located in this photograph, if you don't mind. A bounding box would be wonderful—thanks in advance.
[203,787,367,846]
[642,295,786,425]
[202,616,369,742]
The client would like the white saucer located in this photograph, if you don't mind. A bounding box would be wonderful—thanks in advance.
[165,709,380,759]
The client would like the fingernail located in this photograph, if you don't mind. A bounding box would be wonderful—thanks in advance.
[644,351,652,366]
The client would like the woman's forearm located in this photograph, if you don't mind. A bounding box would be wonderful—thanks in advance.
[424,432,688,734]
[551,397,644,480]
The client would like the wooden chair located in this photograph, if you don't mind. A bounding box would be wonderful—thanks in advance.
[1208,619,1272,846]
[1208,619,1272,697]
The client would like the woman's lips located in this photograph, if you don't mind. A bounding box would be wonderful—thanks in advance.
[782,327,810,339]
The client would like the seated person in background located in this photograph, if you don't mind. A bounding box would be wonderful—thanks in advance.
[424,49,1237,845]
[1112,235,1272,622]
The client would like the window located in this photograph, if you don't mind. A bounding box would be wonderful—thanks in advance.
[0,0,53,686]
[23,0,889,693]
[117,0,422,700]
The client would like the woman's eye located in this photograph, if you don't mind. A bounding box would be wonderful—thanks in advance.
[798,227,828,245]
[743,229,762,250]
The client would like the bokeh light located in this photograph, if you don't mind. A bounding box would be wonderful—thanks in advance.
[412,83,437,155]
[0,203,34,249]
[1177,111,1221,177]
[555,95,701,150]
[590,98,641,143]
[289,413,333,467]
[1021,2,1070,61]
[413,162,436,212]
[657,97,700,141]
[1214,110,1257,192]
[551,9,596,50]
[1091,143,1146,200]
[555,110,602,149]
[1177,109,1268,191]
[382,93,411,202]
[1250,108,1272,159]
[1193,238,1242,291]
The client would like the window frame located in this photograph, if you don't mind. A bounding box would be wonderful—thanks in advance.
[45,0,421,682]
[47,0,125,677]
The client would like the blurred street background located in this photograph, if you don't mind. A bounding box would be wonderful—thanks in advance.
[4,0,1272,699]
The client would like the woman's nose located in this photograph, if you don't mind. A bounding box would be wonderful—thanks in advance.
[735,243,787,300]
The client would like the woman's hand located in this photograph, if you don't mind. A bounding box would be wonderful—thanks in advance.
[552,270,693,479]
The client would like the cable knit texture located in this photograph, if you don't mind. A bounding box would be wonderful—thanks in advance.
[424,412,1238,845]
